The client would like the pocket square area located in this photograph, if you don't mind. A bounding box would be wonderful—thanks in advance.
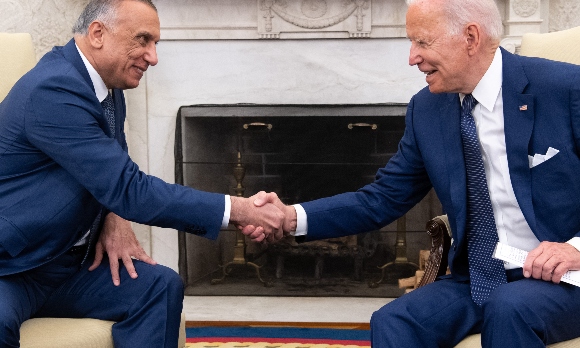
[528,147,559,168]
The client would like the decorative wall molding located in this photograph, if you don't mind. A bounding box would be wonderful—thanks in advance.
[0,0,88,60]
[258,0,371,38]
[549,0,580,32]
[512,0,540,18]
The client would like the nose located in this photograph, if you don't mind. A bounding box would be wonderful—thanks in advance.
[408,42,422,66]
[145,42,158,66]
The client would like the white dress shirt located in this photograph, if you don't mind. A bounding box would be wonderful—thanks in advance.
[294,48,579,268]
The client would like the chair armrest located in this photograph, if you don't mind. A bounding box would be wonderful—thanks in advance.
[416,216,451,288]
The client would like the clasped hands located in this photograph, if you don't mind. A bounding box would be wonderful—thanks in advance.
[229,191,297,244]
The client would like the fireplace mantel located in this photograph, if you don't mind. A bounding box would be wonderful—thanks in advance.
[156,0,548,53]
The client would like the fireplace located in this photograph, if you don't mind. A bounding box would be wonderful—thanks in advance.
[175,104,441,297]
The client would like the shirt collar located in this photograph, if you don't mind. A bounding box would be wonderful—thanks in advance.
[459,47,503,111]
[75,43,109,103]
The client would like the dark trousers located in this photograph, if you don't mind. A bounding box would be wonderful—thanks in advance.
[0,249,184,348]
[370,270,580,348]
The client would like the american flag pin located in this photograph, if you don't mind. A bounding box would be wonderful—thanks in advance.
[519,105,528,111]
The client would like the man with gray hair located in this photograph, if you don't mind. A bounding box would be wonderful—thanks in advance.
[249,0,580,346]
[0,0,282,346]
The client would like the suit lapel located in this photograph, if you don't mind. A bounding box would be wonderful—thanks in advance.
[500,48,537,232]
[61,39,94,94]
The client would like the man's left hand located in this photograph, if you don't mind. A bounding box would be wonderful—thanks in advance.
[523,241,580,283]
[89,212,157,286]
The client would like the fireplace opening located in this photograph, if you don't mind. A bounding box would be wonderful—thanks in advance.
[175,104,441,297]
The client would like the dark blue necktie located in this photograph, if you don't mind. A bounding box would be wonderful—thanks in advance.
[460,94,507,306]
[101,92,115,138]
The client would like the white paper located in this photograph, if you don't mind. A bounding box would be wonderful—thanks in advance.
[493,242,580,287]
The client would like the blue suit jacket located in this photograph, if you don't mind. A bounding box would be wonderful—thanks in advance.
[301,48,580,280]
[0,39,225,276]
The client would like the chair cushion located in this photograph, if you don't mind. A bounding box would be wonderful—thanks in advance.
[454,334,580,348]
[20,312,186,348]
[20,318,115,348]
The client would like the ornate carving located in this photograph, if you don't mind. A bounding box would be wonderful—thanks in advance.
[272,1,358,29]
[549,0,580,32]
[258,0,370,38]
[301,0,328,18]
[512,0,539,18]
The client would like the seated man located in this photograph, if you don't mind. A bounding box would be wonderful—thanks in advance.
[0,0,282,346]
[249,0,580,346]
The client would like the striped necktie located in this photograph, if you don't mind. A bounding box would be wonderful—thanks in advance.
[460,94,507,306]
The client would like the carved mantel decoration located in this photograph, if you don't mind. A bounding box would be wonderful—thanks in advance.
[258,0,371,39]
[512,0,539,18]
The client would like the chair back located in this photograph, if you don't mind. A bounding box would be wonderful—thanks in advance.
[519,26,580,65]
[0,33,36,102]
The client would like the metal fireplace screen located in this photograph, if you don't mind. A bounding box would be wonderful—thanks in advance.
[175,104,439,297]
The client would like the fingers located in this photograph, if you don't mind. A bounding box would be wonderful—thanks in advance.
[88,242,104,271]
[98,212,157,284]
[122,255,138,279]
[135,249,157,266]
[253,191,280,207]
[241,225,267,242]
[109,255,121,286]
[523,242,580,283]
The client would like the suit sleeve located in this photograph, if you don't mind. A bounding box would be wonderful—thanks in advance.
[300,96,433,241]
[24,71,224,239]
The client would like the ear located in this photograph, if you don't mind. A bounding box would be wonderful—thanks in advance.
[87,21,106,49]
[465,23,481,56]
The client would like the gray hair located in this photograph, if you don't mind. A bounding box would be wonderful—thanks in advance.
[406,0,503,42]
[72,0,157,35]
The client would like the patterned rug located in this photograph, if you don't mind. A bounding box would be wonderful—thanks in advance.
[186,327,371,348]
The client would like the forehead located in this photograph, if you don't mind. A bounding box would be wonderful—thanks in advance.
[115,1,160,38]
[405,3,446,38]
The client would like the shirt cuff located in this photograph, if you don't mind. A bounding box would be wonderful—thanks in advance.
[291,204,307,236]
[222,195,231,229]
[566,237,580,252]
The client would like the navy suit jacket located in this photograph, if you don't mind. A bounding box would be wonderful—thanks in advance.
[0,39,225,276]
[301,48,580,281]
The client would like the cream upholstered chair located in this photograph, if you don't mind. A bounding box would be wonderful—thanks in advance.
[519,25,580,65]
[0,33,36,101]
[1,32,186,348]
[414,26,580,348]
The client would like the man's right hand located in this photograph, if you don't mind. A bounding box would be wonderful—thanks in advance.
[239,191,297,243]
[229,191,285,242]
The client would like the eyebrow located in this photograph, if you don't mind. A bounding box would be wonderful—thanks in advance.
[135,31,157,42]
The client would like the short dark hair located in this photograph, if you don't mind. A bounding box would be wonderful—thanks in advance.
[72,0,157,35]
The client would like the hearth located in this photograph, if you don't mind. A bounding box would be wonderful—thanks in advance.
[175,104,441,297]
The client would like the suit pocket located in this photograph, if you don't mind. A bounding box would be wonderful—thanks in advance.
[0,217,28,257]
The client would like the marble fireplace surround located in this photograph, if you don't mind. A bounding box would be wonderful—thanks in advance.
[119,0,554,273]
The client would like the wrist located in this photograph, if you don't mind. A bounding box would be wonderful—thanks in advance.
[284,205,297,233]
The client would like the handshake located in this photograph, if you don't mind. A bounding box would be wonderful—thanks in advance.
[229,191,297,244]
